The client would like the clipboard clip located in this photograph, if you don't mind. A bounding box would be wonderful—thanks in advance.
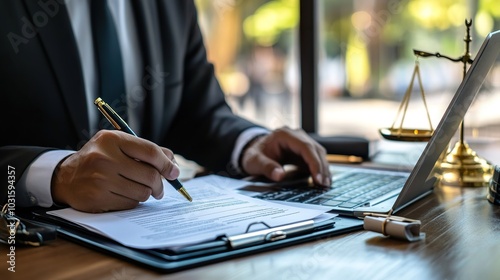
[362,210,425,242]
[245,221,287,242]
[223,219,334,249]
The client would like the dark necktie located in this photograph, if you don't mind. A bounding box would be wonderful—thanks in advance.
[91,0,127,127]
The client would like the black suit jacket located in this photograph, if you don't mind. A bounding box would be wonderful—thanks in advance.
[0,0,256,206]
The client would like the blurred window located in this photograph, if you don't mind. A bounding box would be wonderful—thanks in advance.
[195,0,300,129]
[195,0,500,140]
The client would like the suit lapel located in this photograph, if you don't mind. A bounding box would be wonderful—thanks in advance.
[23,0,89,140]
[131,0,167,142]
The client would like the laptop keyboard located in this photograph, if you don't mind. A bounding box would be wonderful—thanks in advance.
[253,172,407,209]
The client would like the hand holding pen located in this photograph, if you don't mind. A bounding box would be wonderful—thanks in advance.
[94,97,192,202]
[50,99,191,213]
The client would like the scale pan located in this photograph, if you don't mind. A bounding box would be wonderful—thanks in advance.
[379,128,433,142]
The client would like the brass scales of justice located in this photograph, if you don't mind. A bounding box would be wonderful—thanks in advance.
[379,19,493,188]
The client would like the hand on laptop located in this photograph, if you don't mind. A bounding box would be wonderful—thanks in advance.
[240,127,332,186]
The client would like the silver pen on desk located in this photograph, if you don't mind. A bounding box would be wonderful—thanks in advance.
[94,97,193,202]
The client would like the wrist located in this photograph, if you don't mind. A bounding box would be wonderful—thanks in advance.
[238,134,266,175]
[50,154,72,206]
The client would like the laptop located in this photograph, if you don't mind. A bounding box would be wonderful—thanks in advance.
[252,29,500,218]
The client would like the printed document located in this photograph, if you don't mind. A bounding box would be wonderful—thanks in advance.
[48,175,330,249]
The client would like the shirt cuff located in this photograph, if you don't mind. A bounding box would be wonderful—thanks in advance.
[230,127,269,175]
[17,150,75,207]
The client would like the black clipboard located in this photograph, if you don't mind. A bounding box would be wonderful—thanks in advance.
[26,208,363,273]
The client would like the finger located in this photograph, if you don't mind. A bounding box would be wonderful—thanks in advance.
[305,146,330,187]
[274,129,330,186]
[72,190,140,213]
[118,158,164,199]
[252,153,286,182]
[160,147,176,163]
[314,145,331,186]
[114,132,178,181]
[106,196,141,212]
[160,147,180,179]
[108,174,156,202]
[281,137,324,181]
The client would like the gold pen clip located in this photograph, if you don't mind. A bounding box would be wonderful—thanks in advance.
[94,97,122,130]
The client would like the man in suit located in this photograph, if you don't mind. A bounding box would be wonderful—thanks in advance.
[0,0,330,213]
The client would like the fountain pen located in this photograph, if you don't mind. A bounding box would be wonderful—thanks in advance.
[94,97,192,202]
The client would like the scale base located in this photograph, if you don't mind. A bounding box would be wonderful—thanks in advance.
[437,141,493,188]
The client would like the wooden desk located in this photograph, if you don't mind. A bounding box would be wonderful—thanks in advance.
[2,184,500,280]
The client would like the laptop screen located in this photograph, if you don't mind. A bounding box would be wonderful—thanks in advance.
[394,30,500,211]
